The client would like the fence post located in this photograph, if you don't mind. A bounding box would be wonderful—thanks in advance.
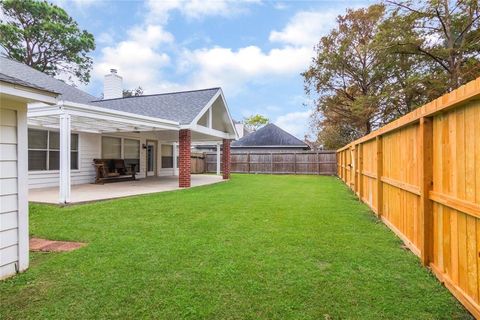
[358,144,363,200]
[247,152,250,173]
[294,152,297,174]
[419,117,434,266]
[317,152,320,175]
[376,136,383,217]
[270,152,273,174]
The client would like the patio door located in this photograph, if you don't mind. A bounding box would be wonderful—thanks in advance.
[146,141,156,176]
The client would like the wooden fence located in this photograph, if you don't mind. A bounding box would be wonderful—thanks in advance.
[205,151,336,175]
[337,77,480,318]
[190,152,205,174]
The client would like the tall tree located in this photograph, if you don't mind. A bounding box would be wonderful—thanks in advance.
[303,5,391,138]
[387,0,480,90]
[243,114,269,131]
[0,0,95,84]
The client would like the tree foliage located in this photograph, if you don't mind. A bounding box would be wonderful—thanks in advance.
[304,1,480,149]
[123,86,144,98]
[0,0,95,84]
[387,0,480,90]
[243,114,269,131]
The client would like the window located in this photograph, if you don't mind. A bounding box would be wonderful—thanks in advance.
[161,144,173,168]
[101,136,121,158]
[101,137,140,172]
[28,129,79,171]
[124,139,140,172]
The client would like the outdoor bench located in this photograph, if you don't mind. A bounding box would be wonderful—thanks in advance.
[93,159,136,184]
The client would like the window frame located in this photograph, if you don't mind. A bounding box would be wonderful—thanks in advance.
[101,135,141,173]
[28,128,79,172]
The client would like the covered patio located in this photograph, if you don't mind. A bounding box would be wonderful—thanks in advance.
[27,90,236,204]
[28,175,224,204]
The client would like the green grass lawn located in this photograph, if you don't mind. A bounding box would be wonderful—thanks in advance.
[0,174,472,319]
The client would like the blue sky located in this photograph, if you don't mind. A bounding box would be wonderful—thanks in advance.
[54,0,371,139]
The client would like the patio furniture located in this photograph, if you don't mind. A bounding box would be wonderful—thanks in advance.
[93,159,136,184]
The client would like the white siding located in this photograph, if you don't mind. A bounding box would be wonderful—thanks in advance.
[0,108,19,279]
[28,132,101,189]
[27,131,178,189]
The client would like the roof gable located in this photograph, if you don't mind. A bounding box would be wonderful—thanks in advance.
[232,123,308,148]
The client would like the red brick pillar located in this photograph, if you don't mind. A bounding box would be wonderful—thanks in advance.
[222,139,231,180]
[179,129,191,188]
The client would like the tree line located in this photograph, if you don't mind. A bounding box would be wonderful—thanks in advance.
[303,0,480,149]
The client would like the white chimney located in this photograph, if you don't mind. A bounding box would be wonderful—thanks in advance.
[103,69,123,99]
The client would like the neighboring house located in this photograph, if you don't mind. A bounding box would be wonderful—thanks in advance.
[234,120,251,139]
[193,120,250,152]
[231,123,310,152]
[0,57,237,204]
[1,73,59,279]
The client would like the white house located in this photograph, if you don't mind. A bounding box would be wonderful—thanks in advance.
[0,72,59,279]
[1,57,237,201]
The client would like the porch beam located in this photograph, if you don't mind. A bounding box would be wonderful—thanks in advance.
[222,139,231,180]
[216,143,221,175]
[208,107,213,129]
[59,113,71,204]
[179,129,191,188]
[173,142,178,176]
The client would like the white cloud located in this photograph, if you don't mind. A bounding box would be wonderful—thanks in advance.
[274,110,312,139]
[182,45,311,94]
[269,11,338,47]
[93,24,175,92]
[127,25,174,46]
[146,0,261,23]
[177,8,347,96]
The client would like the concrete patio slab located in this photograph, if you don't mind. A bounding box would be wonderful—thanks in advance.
[29,174,224,204]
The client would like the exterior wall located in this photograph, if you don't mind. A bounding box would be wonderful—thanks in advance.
[28,131,101,189]
[1,99,29,279]
[28,130,179,189]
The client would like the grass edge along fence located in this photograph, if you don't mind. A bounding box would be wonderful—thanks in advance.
[337,77,480,318]
[205,151,337,175]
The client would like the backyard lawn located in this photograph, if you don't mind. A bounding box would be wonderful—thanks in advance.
[0,174,472,319]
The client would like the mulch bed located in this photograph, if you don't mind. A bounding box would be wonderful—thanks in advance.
[30,238,86,252]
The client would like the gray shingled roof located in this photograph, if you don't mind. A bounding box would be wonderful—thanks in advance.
[90,88,220,125]
[0,73,59,94]
[0,56,223,125]
[0,56,98,103]
[232,123,308,148]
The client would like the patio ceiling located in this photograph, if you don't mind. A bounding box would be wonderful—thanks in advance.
[27,101,180,134]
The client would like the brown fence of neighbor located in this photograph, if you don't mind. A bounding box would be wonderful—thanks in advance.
[205,151,337,175]
[190,152,205,174]
[337,77,480,318]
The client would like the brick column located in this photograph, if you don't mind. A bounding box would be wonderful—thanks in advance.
[222,139,231,180]
[179,129,191,188]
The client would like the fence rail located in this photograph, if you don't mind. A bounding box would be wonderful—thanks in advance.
[337,77,480,318]
[205,151,336,175]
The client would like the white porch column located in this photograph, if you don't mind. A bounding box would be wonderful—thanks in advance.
[173,142,178,176]
[59,113,71,204]
[216,143,221,175]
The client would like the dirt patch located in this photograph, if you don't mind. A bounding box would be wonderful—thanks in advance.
[30,238,86,252]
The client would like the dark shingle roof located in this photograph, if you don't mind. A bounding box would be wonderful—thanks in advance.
[232,123,308,148]
[0,56,97,103]
[0,73,59,94]
[90,88,220,125]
